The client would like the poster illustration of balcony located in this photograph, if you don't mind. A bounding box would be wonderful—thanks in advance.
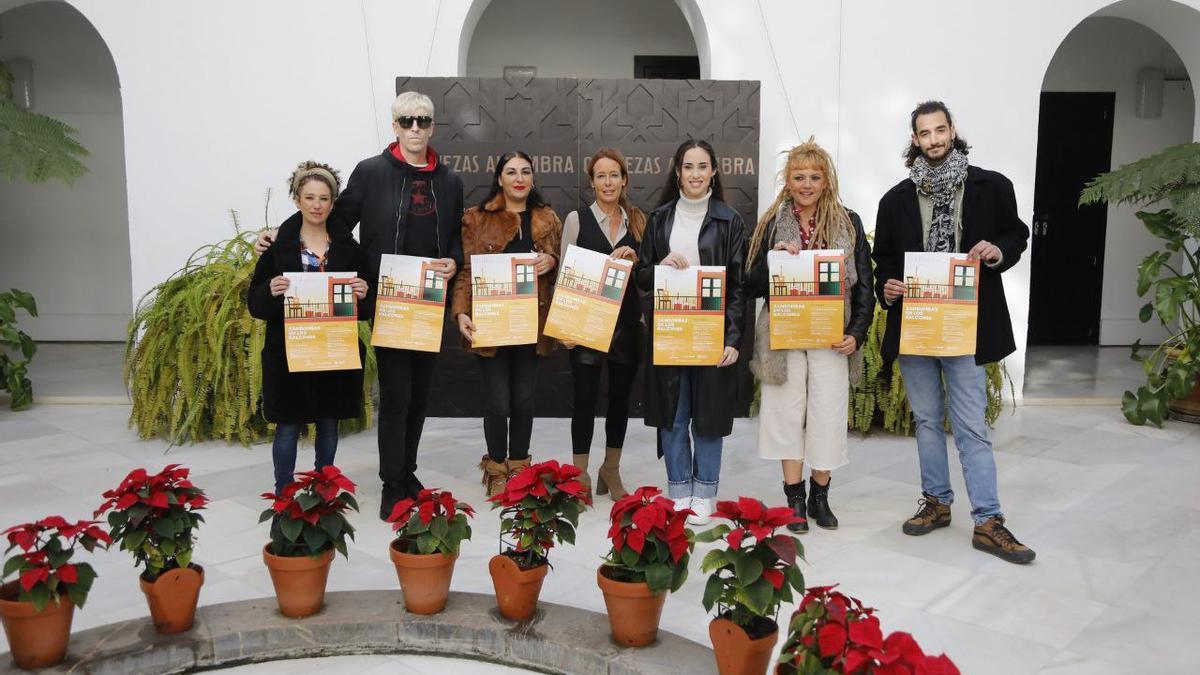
[652,265,725,365]
[543,245,633,352]
[370,254,445,352]
[282,271,362,372]
[899,252,979,357]
[767,249,845,350]
[469,253,540,347]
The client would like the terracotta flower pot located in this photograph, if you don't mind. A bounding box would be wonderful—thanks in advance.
[709,616,779,675]
[261,544,334,618]
[139,564,204,634]
[488,553,548,621]
[390,541,458,615]
[0,581,75,670]
[596,565,667,647]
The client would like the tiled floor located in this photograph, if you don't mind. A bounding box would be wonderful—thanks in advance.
[1022,345,1143,401]
[219,654,531,674]
[2,344,1197,674]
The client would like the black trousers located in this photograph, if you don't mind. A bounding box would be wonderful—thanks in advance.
[375,348,437,495]
[570,355,638,454]
[477,345,539,461]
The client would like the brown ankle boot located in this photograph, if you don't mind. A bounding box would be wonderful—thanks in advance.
[506,456,532,481]
[571,453,592,495]
[902,493,951,536]
[973,516,1036,564]
[479,455,508,497]
[595,446,627,500]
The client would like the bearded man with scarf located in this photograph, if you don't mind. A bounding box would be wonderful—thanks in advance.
[872,100,1034,564]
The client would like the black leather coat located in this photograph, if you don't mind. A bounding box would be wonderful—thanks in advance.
[634,198,748,438]
[746,209,875,347]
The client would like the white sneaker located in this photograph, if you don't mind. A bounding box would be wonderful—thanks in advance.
[673,496,693,514]
[687,497,713,526]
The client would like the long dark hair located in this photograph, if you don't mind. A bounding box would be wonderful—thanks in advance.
[903,100,970,168]
[655,139,725,208]
[477,150,549,210]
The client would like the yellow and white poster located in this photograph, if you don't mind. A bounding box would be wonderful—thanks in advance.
[370,254,445,352]
[282,271,362,372]
[470,253,540,347]
[652,265,726,366]
[767,249,845,350]
[543,245,633,352]
[899,252,979,357]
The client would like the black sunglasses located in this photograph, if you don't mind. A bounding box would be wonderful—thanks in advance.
[396,115,433,130]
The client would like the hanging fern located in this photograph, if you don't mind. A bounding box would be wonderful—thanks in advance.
[0,61,89,184]
[125,227,376,445]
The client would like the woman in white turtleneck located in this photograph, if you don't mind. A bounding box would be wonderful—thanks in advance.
[634,140,748,526]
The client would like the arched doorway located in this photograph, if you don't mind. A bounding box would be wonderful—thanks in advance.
[1024,2,1196,396]
[464,0,700,80]
[0,0,130,342]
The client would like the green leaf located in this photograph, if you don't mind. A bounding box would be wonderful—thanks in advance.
[1137,386,1168,427]
[153,517,178,539]
[702,574,724,612]
[124,530,148,552]
[107,510,128,528]
[296,491,322,512]
[733,555,764,586]
[8,289,37,316]
[430,517,449,540]
[744,577,774,615]
[3,555,26,577]
[700,548,730,573]
[279,518,303,543]
[302,526,328,553]
[28,584,51,612]
[691,524,729,544]
[1166,364,1197,399]
[644,563,672,593]
[1138,302,1155,323]
[320,513,344,539]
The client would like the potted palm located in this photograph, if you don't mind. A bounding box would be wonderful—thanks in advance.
[1080,142,1200,425]
[776,585,959,674]
[385,488,475,614]
[94,464,208,634]
[694,497,805,675]
[258,466,358,618]
[597,486,694,647]
[0,517,110,669]
[487,459,590,621]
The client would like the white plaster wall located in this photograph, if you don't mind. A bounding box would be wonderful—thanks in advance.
[465,0,697,79]
[16,0,1199,394]
[1042,17,1194,346]
[0,1,130,340]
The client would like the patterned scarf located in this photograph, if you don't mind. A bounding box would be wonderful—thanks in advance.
[910,148,968,253]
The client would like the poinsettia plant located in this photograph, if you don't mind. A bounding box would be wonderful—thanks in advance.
[778,585,960,674]
[488,459,591,569]
[94,464,208,580]
[694,496,805,636]
[2,517,111,611]
[259,466,358,558]
[386,488,475,555]
[602,486,694,593]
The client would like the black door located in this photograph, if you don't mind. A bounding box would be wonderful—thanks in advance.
[1028,92,1115,345]
[633,56,700,79]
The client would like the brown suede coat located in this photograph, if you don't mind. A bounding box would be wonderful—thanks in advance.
[450,195,562,356]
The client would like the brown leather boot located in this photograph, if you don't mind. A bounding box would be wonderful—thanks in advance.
[571,453,592,495]
[902,493,952,536]
[479,455,508,498]
[595,446,627,500]
[973,516,1036,564]
[506,456,532,481]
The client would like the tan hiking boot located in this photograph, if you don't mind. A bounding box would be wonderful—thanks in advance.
[506,456,532,481]
[595,446,627,500]
[571,453,592,495]
[479,455,508,498]
[973,516,1036,564]
[902,493,952,536]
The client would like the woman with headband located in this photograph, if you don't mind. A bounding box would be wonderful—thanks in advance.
[247,161,369,492]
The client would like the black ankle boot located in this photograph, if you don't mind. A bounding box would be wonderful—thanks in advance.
[783,481,808,533]
[807,477,838,530]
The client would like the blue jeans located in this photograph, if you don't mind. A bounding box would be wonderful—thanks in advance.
[659,368,723,499]
[272,419,339,492]
[898,355,1001,524]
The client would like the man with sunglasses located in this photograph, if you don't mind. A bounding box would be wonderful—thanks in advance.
[257,91,464,520]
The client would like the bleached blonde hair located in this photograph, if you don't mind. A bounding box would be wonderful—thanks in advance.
[391,91,434,119]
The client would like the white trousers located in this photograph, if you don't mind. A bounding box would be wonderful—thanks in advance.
[756,348,849,470]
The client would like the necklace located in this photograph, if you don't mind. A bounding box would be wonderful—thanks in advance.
[791,203,816,250]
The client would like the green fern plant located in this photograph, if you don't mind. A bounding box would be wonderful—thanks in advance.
[124,218,376,445]
[0,60,88,184]
[1,288,38,410]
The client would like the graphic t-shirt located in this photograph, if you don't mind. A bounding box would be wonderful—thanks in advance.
[402,172,440,258]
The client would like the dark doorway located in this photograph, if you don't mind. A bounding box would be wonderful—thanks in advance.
[634,55,700,79]
[1028,92,1115,345]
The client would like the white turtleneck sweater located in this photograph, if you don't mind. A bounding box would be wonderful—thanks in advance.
[668,189,711,266]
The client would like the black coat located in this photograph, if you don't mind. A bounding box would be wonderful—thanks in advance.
[872,166,1029,365]
[635,198,748,438]
[247,218,366,424]
[331,148,464,319]
[746,210,875,347]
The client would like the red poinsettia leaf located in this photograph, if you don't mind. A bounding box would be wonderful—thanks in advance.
[736,496,764,523]
[762,568,785,590]
[36,516,68,529]
[726,528,745,550]
[849,616,884,650]
[763,505,800,527]
[19,566,49,592]
[746,523,772,542]
[56,563,78,585]
[148,492,169,509]
[765,534,797,565]
[922,654,961,675]
[668,535,689,563]
[115,493,139,510]
[627,528,646,554]
[418,500,436,524]
[843,648,872,674]
[713,500,741,520]
[818,622,847,658]
[632,506,657,532]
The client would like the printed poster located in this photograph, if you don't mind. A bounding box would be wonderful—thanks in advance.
[470,253,540,348]
[282,271,362,372]
[652,265,726,366]
[543,245,633,352]
[767,249,845,350]
[899,252,979,357]
[370,254,445,352]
